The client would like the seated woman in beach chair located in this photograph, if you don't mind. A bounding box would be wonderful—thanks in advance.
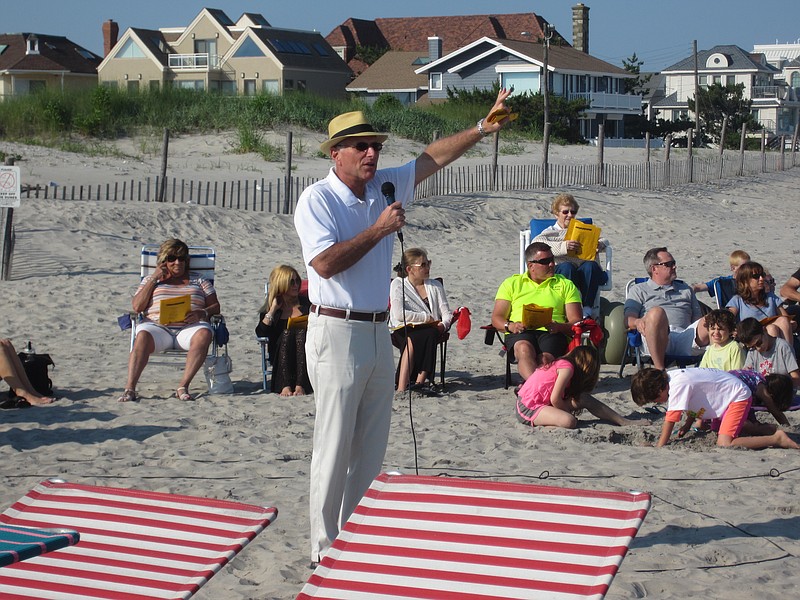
[389,248,452,393]
[255,265,312,397]
[726,261,795,346]
[533,193,608,319]
[120,238,221,403]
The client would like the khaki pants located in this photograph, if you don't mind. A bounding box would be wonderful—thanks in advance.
[306,312,394,562]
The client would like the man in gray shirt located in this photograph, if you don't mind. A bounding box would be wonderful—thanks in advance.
[624,247,709,369]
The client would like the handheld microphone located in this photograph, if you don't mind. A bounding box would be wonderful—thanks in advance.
[381,181,403,242]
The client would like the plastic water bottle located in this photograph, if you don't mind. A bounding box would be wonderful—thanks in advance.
[24,341,34,356]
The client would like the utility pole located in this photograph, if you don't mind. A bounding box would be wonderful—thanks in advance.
[693,39,700,148]
[542,23,553,130]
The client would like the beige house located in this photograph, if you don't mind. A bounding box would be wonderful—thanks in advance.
[97,8,351,97]
[0,33,100,98]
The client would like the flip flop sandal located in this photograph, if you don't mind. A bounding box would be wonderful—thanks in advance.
[118,389,138,403]
[176,387,194,401]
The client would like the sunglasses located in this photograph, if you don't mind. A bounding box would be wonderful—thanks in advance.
[410,260,432,268]
[528,256,556,265]
[655,260,676,268]
[166,255,187,262]
[290,277,301,285]
[750,272,766,279]
[560,209,578,215]
[338,141,383,152]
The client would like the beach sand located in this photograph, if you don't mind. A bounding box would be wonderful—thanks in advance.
[2,132,800,599]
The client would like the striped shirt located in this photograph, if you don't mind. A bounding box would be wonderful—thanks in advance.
[139,272,215,324]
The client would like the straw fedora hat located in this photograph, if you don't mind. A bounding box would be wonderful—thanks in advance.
[320,111,388,153]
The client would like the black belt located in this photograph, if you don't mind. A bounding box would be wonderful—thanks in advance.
[311,304,388,323]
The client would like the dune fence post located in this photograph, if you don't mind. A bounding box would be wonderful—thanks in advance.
[491,130,499,191]
[780,136,786,171]
[761,130,767,173]
[738,123,747,176]
[792,122,799,167]
[283,132,293,214]
[687,128,694,183]
[645,132,652,190]
[542,122,551,188]
[158,128,169,202]
[0,155,13,280]
[597,124,605,186]
[664,133,672,187]
[718,116,727,179]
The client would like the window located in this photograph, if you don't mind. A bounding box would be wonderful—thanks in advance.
[430,72,442,91]
[234,38,264,58]
[726,75,735,86]
[127,80,140,93]
[792,72,800,88]
[28,80,46,94]
[263,79,279,94]
[0,44,7,55]
[114,38,146,59]
[284,79,293,89]
[699,75,707,86]
[175,80,204,91]
[102,80,119,89]
[214,80,237,95]
[243,79,257,95]
[76,48,96,60]
[712,75,721,85]
[312,43,329,56]
[296,80,306,92]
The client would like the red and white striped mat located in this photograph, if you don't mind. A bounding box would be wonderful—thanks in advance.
[298,473,650,600]
[0,479,278,599]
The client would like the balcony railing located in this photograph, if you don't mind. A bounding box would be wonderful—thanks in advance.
[567,91,642,111]
[168,53,220,70]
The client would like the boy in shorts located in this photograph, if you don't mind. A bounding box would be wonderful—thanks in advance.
[630,367,798,449]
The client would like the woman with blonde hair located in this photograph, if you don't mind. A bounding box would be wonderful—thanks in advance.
[533,193,608,318]
[256,265,312,396]
[389,248,452,392]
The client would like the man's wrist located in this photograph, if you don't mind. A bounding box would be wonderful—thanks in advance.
[477,118,489,137]
[504,321,511,332]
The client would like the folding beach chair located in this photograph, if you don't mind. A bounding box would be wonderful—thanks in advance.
[711,276,736,309]
[130,245,229,367]
[298,472,651,600]
[0,479,278,599]
[617,278,703,377]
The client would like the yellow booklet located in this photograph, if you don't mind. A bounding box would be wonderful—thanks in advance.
[159,295,191,324]
[287,315,309,330]
[522,304,553,329]
[565,219,601,261]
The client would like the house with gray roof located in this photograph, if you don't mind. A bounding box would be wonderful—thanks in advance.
[413,36,638,140]
[653,44,798,137]
[97,7,351,97]
[0,33,100,98]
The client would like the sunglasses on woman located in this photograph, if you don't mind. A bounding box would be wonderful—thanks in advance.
[165,255,187,262]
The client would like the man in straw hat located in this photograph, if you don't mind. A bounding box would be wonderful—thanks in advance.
[295,88,513,563]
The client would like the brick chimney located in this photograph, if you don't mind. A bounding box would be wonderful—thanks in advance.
[428,36,442,61]
[572,3,589,54]
[102,19,119,57]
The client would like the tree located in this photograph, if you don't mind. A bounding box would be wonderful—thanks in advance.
[688,83,760,147]
[622,53,652,96]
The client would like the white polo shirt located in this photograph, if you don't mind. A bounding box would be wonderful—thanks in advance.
[295,161,416,312]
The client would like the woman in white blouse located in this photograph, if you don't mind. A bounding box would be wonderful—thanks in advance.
[389,248,452,391]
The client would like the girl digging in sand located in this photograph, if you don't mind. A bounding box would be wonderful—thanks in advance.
[515,345,638,429]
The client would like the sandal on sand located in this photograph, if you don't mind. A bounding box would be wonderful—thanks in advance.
[118,389,137,403]
[176,387,194,401]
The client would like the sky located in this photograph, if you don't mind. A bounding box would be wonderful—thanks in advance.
[4,1,800,72]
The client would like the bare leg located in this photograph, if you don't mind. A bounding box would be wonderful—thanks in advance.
[396,337,415,391]
[125,331,155,391]
[580,393,642,426]
[532,405,578,429]
[178,328,212,391]
[718,429,799,449]
[766,317,793,346]
[514,340,538,380]
[640,307,670,370]
[0,339,53,405]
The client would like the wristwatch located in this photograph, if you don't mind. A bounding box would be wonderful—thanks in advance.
[477,118,489,137]
[504,321,510,332]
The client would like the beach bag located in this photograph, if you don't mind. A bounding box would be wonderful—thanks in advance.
[17,349,54,396]
[204,352,234,394]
